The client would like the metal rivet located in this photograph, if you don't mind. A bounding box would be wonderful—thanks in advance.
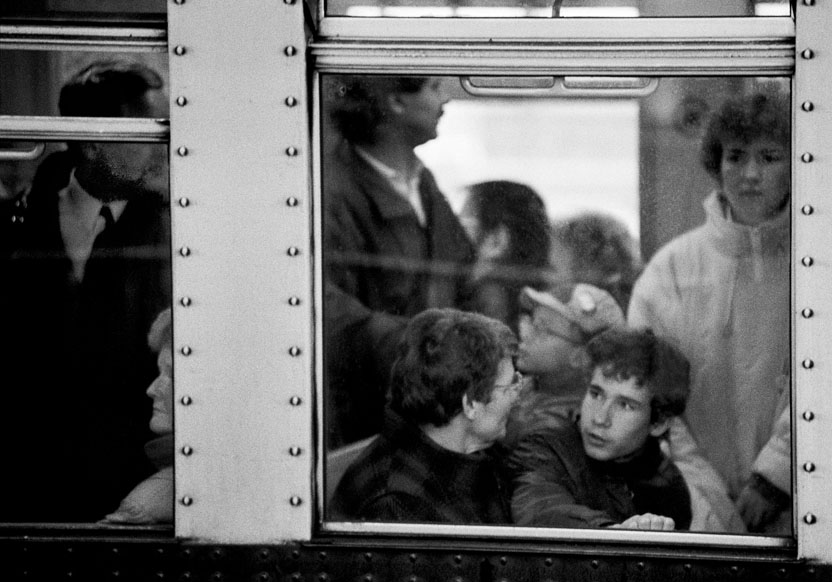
[591,560,599,569]
[181,395,193,406]
[180,296,192,307]
[804,462,816,472]
[288,296,301,306]
[287,247,300,257]
[174,0,186,4]
[802,308,814,318]
[637,562,645,571]
[174,45,187,56]
[176,96,188,107]
[802,359,815,369]
[802,48,815,60]
[289,346,301,357]
[544,558,553,567]
[409,554,417,563]
[179,246,191,257]
[804,0,815,5]
[290,396,302,406]
[499,556,507,565]
[364,553,372,561]
[804,513,817,524]
[181,446,193,456]
[289,446,302,456]
[803,410,815,421]
[802,152,814,163]
[284,46,297,57]
[180,346,192,356]
[178,197,190,208]
[286,146,298,157]
[285,97,297,107]
[802,256,814,267]
[284,0,297,4]
[177,146,189,157]
[802,101,815,112]
[286,197,299,207]
[180,496,193,506]
[453,555,462,564]
[802,204,814,215]
[289,496,302,506]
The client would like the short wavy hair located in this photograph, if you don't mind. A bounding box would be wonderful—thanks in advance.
[585,327,690,423]
[389,308,517,427]
[328,76,428,145]
[700,88,790,180]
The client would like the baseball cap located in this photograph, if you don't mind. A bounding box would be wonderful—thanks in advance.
[519,284,624,343]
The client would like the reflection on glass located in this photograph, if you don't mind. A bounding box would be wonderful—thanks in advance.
[327,0,789,19]
[0,60,172,522]
[322,74,792,536]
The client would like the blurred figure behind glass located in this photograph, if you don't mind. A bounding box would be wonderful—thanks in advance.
[0,60,171,522]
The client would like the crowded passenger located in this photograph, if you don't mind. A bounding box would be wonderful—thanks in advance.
[549,212,642,313]
[629,88,791,533]
[503,284,625,446]
[330,308,518,523]
[0,60,171,521]
[458,180,552,331]
[324,76,474,448]
[104,308,174,524]
[508,327,692,530]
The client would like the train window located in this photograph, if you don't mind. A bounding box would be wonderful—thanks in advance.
[320,73,794,543]
[0,35,173,525]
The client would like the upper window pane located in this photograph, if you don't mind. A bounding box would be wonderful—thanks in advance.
[326,0,790,19]
[321,74,792,537]
[0,54,173,525]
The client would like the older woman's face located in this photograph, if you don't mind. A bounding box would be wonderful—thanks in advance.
[146,343,173,434]
[720,138,790,226]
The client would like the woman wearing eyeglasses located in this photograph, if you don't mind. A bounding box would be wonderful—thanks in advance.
[329,308,520,524]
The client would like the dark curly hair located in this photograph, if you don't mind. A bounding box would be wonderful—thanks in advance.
[700,88,790,180]
[465,181,551,272]
[389,308,517,427]
[328,76,428,145]
[585,327,689,423]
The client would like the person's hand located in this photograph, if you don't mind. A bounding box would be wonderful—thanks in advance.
[609,513,675,531]
[737,482,780,532]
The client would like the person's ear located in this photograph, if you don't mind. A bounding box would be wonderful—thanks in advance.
[462,393,481,421]
[479,224,510,261]
[649,417,670,438]
[387,92,407,116]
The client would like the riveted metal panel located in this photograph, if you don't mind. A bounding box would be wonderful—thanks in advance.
[794,0,832,563]
[167,1,313,542]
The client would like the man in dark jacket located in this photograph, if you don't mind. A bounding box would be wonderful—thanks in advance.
[323,76,474,447]
[330,308,519,524]
[0,60,170,522]
[508,327,692,530]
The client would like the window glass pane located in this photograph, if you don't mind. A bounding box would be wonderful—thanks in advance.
[1,0,165,17]
[0,54,173,525]
[326,0,790,19]
[322,74,792,537]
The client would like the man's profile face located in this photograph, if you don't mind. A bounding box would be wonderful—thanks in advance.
[393,77,449,147]
[81,89,169,202]
[579,368,655,462]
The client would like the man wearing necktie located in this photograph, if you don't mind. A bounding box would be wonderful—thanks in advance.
[0,60,171,522]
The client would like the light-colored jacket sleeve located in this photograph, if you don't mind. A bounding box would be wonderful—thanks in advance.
[752,387,791,494]
[630,263,746,533]
[665,417,746,533]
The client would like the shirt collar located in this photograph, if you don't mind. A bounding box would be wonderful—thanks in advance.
[62,169,128,225]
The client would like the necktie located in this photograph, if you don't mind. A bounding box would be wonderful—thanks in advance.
[100,205,115,230]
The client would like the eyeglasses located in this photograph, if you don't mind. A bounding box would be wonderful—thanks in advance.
[493,370,527,396]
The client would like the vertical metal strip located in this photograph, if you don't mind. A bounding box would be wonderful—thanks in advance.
[168,1,312,542]
[795,0,832,562]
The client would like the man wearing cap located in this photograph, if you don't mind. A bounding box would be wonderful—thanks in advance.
[503,283,625,446]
